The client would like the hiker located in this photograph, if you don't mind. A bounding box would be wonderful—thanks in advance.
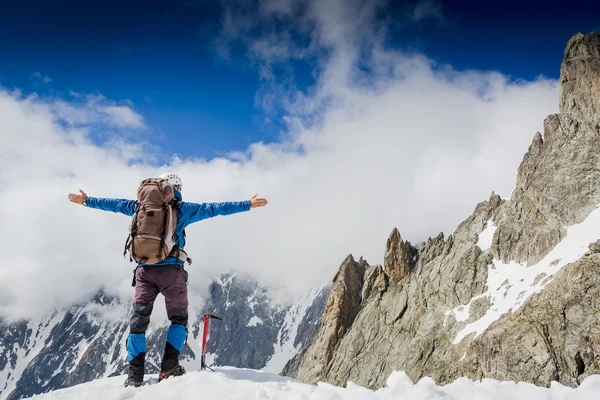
[67,173,268,387]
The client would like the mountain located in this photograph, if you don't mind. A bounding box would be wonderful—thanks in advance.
[0,274,329,400]
[3,30,599,399]
[287,32,600,389]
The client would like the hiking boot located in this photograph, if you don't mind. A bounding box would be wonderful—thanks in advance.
[159,365,186,381]
[124,352,145,387]
[124,376,143,387]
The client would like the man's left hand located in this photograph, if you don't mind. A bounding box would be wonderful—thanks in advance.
[250,194,268,209]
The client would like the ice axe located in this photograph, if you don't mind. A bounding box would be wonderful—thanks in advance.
[200,314,223,371]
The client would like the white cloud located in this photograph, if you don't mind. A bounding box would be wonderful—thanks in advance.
[102,105,145,128]
[0,1,560,321]
[31,72,53,84]
[52,92,145,129]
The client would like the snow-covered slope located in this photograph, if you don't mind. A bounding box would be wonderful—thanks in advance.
[262,285,329,373]
[26,367,600,400]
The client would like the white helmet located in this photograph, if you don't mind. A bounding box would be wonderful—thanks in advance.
[158,172,182,189]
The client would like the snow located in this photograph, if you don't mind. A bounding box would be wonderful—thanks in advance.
[24,367,600,400]
[247,316,263,327]
[476,220,497,252]
[449,204,600,344]
[246,294,257,310]
[102,321,131,378]
[68,341,90,374]
[261,285,325,374]
[220,273,237,309]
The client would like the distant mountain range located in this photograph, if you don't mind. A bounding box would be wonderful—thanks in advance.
[0,273,329,400]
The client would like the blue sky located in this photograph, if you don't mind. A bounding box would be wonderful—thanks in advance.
[1,0,598,162]
[2,0,589,314]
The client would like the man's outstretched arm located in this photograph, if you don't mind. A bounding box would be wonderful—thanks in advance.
[182,194,268,225]
[68,189,137,216]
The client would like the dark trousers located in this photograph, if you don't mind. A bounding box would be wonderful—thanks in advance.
[127,266,189,379]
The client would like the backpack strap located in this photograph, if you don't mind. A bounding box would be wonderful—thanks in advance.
[123,236,131,258]
[124,203,140,263]
[157,203,168,260]
[175,248,192,265]
[167,198,192,265]
[170,198,182,259]
[131,268,136,287]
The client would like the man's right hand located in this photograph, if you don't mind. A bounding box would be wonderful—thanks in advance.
[68,189,88,206]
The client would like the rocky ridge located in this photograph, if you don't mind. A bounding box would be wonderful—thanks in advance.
[289,32,600,389]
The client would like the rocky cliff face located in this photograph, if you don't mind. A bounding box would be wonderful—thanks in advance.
[495,36,600,266]
[560,33,600,124]
[289,32,600,389]
[288,192,502,388]
[0,275,328,400]
[290,255,367,383]
[462,253,600,387]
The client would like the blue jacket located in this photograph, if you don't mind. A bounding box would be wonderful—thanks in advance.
[86,190,251,267]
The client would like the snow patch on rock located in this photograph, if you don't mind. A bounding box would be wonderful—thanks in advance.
[476,220,497,252]
[449,204,600,343]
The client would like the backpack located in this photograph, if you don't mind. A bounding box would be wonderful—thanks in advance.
[123,178,190,266]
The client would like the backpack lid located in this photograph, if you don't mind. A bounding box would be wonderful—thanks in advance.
[137,178,175,205]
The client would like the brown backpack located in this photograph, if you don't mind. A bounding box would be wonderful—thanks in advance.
[124,178,179,265]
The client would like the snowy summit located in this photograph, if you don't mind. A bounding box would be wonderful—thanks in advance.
[27,367,600,400]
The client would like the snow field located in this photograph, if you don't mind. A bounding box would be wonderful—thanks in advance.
[26,367,600,400]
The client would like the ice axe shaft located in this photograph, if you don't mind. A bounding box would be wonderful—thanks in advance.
[201,314,222,371]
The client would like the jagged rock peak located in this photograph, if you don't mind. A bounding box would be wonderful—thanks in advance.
[471,192,503,217]
[559,32,600,122]
[332,254,365,282]
[532,131,544,145]
[417,231,449,265]
[357,255,370,269]
[425,232,445,246]
[564,32,600,64]
[516,132,544,188]
[294,255,366,383]
[331,255,367,304]
[384,228,418,284]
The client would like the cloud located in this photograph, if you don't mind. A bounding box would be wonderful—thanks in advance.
[0,1,560,321]
[216,0,312,71]
[51,92,145,129]
[103,105,145,128]
[31,72,53,84]
[217,0,389,116]
[411,0,444,22]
